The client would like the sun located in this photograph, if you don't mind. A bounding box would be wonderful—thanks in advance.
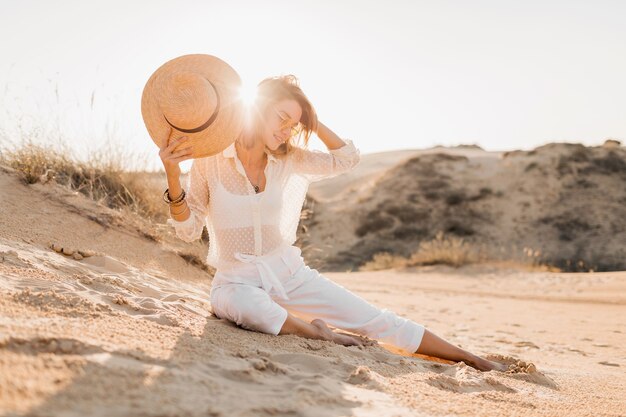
[238,80,258,109]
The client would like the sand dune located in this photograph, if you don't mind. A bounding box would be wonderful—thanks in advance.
[305,142,626,272]
[1,147,625,416]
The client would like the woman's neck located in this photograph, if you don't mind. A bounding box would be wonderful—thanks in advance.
[235,133,266,169]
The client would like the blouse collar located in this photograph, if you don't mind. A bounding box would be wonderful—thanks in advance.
[222,142,278,163]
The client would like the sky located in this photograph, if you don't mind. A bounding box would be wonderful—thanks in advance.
[1,0,625,172]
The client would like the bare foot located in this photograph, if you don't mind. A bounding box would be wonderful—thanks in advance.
[463,354,508,372]
[311,319,365,347]
[335,331,379,347]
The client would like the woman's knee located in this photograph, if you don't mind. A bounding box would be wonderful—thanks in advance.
[212,285,287,335]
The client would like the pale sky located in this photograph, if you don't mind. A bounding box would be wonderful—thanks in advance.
[1,0,625,172]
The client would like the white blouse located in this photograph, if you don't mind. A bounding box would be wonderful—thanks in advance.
[167,138,361,272]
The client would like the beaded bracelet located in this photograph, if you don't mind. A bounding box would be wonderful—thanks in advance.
[163,188,186,205]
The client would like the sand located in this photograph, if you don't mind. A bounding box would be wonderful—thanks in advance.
[1,157,625,416]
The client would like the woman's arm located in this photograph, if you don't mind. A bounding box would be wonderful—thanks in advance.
[290,120,361,183]
[166,158,210,242]
[316,120,347,150]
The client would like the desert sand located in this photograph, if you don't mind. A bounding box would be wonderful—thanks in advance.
[1,145,625,416]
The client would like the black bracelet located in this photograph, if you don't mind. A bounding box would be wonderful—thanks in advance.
[169,188,185,204]
[163,188,186,204]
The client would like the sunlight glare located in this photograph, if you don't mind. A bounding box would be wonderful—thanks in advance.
[238,80,258,109]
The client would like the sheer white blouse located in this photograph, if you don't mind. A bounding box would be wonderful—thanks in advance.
[167,139,361,271]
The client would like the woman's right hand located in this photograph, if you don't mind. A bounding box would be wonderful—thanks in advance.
[159,136,194,177]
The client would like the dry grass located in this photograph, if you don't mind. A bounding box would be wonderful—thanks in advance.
[360,252,409,270]
[360,232,483,271]
[0,84,168,221]
[407,231,484,267]
[360,231,564,272]
[0,137,168,222]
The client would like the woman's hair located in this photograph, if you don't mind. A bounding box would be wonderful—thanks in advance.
[238,74,317,157]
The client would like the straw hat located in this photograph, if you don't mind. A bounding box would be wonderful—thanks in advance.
[141,54,245,158]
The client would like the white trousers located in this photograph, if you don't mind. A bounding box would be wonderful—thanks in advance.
[209,245,425,352]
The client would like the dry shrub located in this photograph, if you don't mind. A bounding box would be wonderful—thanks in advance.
[0,139,166,221]
[118,170,171,222]
[409,232,482,267]
[360,232,484,271]
[360,252,408,271]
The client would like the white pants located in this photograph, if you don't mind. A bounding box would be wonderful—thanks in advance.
[209,245,425,352]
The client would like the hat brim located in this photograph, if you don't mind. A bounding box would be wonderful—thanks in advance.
[141,54,245,159]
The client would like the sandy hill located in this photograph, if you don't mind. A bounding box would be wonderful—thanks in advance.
[304,141,626,272]
[1,155,625,416]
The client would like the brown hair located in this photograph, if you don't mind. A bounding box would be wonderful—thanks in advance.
[239,74,317,157]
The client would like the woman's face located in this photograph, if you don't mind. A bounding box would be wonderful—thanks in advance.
[261,98,303,150]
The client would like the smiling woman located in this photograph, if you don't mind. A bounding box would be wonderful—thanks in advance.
[239,74,319,157]
[163,73,507,372]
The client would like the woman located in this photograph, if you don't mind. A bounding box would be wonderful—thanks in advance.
[161,75,506,372]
